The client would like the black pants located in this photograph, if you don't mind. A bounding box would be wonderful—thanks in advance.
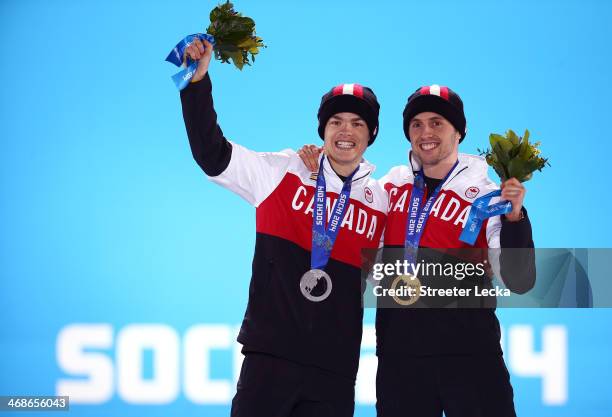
[376,354,516,417]
[231,352,355,417]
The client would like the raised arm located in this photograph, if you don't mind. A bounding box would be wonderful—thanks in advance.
[178,38,292,207]
[180,38,232,176]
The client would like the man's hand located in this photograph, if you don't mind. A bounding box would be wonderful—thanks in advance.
[184,38,213,83]
[297,145,322,172]
[501,178,526,222]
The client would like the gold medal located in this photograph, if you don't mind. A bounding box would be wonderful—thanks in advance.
[390,274,421,306]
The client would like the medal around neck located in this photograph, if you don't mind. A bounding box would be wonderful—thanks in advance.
[300,269,332,302]
[403,162,458,265]
[301,157,358,302]
[398,165,454,303]
[390,274,422,306]
[165,1,266,90]
[460,129,550,245]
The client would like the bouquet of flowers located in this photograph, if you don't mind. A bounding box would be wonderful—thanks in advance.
[460,129,549,245]
[206,1,265,70]
[166,1,265,89]
[479,129,549,182]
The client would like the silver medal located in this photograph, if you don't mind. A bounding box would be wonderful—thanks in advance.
[300,269,332,302]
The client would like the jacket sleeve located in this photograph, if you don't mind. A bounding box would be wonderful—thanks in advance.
[487,208,536,294]
[498,208,536,294]
[180,73,233,177]
[180,73,292,206]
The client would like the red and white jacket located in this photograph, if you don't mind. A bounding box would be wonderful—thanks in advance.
[381,151,502,249]
[210,144,387,267]
[181,74,387,379]
[376,151,535,356]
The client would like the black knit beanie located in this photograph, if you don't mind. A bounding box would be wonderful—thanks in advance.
[317,83,380,145]
[403,85,467,142]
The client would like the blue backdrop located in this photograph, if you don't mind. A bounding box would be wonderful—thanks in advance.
[1,0,611,416]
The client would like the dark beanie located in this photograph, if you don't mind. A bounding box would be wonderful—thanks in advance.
[317,83,380,145]
[403,85,467,142]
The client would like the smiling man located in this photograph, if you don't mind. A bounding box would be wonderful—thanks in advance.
[179,38,387,416]
[376,85,535,417]
[322,113,369,175]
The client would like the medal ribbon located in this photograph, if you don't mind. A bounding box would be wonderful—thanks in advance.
[403,161,459,264]
[311,156,358,270]
[459,190,512,245]
[165,33,216,90]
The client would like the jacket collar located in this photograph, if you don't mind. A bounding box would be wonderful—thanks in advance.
[407,151,488,185]
[318,152,376,186]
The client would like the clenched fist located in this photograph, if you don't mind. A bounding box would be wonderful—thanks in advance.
[183,38,213,83]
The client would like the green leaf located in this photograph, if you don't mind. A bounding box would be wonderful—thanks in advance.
[489,133,505,148]
[491,143,510,179]
[507,129,520,146]
[493,165,508,182]
[509,143,521,159]
[518,136,533,160]
[507,158,529,181]
[494,139,513,161]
